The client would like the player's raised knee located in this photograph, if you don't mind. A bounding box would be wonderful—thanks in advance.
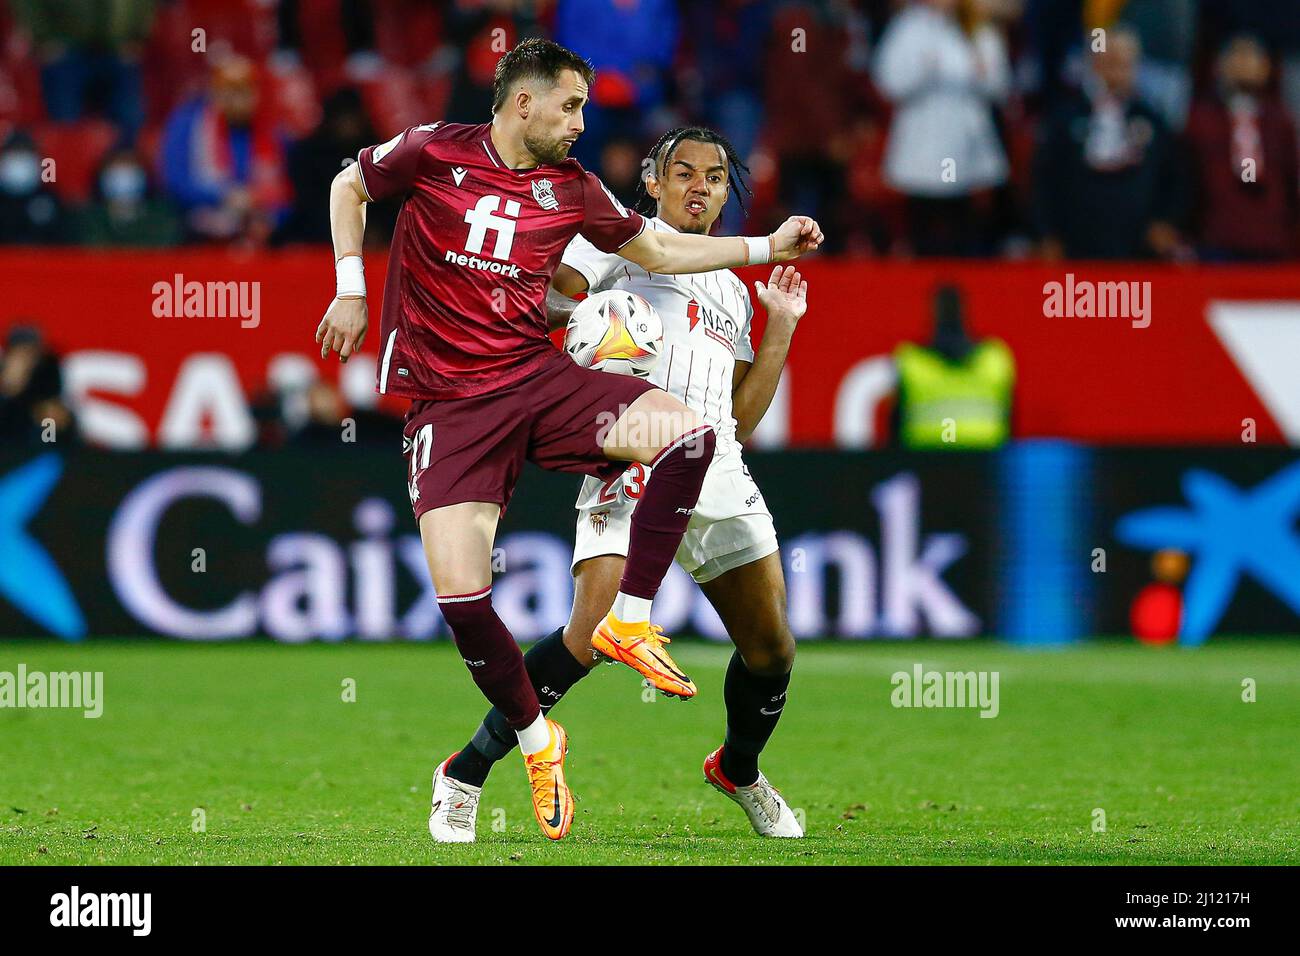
[603,388,714,463]
[743,627,796,676]
[651,390,712,456]
[659,416,715,466]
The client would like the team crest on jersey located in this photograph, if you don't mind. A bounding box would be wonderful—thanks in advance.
[531,178,559,210]
[590,510,610,535]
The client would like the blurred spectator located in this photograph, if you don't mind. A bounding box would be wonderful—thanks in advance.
[1032,26,1189,260]
[0,0,1289,262]
[763,2,872,254]
[873,0,1012,256]
[441,1,548,125]
[554,0,680,166]
[596,134,646,206]
[891,285,1015,449]
[0,132,66,243]
[1200,0,1300,140]
[280,378,401,447]
[1116,0,1198,131]
[158,55,291,245]
[280,87,393,244]
[686,1,774,154]
[0,324,76,444]
[1185,34,1299,260]
[1022,0,1085,108]
[681,1,777,233]
[276,0,381,81]
[9,0,155,144]
[70,148,182,247]
[699,0,776,147]
[288,379,348,445]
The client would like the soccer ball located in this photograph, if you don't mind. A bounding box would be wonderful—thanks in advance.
[563,290,663,378]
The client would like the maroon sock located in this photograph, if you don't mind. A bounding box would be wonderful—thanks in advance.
[437,587,541,730]
[620,425,716,600]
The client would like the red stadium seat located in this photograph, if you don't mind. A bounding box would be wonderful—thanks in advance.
[30,120,120,204]
[267,58,323,139]
[359,68,443,140]
[372,1,444,68]
[179,0,277,60]
[0,71,44,128]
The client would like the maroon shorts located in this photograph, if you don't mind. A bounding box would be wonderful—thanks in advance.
[401,350,656,520]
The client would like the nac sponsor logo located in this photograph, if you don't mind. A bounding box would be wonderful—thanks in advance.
[686,297,741,354]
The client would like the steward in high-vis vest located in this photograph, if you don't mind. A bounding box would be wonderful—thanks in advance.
[892,286,1015,449]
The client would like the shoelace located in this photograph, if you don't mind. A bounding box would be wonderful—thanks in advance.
[749,780,783,824]
[642,624,670,647]
[527,750,562,778]
[441,782,478,831]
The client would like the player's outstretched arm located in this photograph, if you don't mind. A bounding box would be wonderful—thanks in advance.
[732,265,809,443]
[316,162,370,363]
[617,215,823,275]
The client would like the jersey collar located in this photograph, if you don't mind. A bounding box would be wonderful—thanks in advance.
[481,127,509,170]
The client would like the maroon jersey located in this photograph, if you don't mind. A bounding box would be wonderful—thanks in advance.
[357,122,646,399]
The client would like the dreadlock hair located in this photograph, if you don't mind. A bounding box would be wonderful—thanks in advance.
[635,126,753,218]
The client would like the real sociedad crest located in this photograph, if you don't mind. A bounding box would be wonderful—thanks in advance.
[532,178,559,210]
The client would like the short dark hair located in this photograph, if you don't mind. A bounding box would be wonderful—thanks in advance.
[491,38,595,114]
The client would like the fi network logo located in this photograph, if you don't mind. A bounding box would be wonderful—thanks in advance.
[0,454,84,639]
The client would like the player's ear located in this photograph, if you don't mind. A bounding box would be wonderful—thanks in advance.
[640,156,660,199]
[515,87,531,120]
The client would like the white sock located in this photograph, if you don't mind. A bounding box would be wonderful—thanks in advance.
[516,713,551,755]
[612,591,652,624]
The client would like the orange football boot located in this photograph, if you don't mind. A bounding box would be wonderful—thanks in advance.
[591,613,697,698]
[523,718,574,840]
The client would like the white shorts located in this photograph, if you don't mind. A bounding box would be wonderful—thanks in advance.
[573,444,778,584]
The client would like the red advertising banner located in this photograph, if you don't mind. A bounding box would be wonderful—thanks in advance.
[5,249,1297,447]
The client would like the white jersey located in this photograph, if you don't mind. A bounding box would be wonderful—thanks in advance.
[561,216,755,455]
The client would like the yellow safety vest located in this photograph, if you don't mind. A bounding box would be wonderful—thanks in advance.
[894,339,1014,449]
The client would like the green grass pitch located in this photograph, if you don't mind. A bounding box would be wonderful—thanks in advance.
[1,638,1296,865]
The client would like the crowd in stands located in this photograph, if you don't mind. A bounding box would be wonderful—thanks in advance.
[0,0,1298,260]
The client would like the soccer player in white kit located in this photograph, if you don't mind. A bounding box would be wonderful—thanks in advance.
[434,127,810,840]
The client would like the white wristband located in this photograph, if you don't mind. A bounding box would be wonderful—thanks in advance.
[744,235,772,266]
[335,255,365,299]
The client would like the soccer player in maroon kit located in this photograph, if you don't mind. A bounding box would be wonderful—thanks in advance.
[316,39,821,840]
